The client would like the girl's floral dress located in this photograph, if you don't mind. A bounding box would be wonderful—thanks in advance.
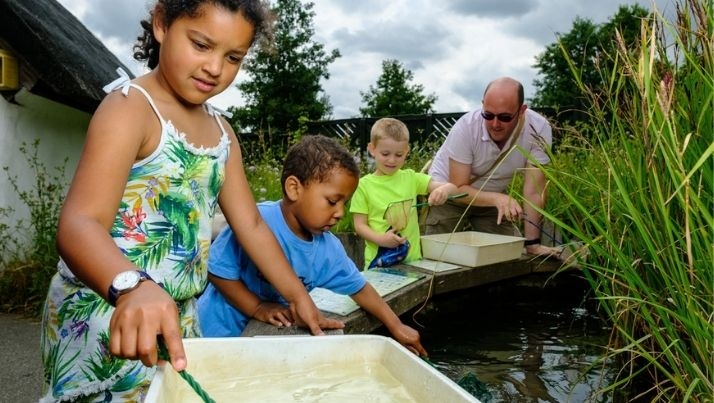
[40,73,230,402]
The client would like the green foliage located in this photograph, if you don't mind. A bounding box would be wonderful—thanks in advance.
[238,136,440,235]
[229,0,340,135]
[0,140,68,315]
[244,154,285,203]
[532,0,713,400]
[531,4,650,113]
[359,59,438,117]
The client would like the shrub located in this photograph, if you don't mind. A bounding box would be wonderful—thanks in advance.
[0,140,68,315]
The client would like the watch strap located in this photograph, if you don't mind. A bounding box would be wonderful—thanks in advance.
[524,238,541,246]
[108,271,154,306]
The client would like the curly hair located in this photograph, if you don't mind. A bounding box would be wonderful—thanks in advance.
[133,0,274,69]
[281,135,360,196]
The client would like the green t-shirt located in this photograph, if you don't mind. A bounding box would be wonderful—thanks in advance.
[350,169,431,268]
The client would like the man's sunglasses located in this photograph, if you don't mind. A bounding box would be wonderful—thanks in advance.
[481,110,519,123]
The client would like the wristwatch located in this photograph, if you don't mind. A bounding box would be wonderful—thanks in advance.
[108,270,154,306]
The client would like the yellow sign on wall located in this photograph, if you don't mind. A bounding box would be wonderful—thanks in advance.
[0,49,20,90]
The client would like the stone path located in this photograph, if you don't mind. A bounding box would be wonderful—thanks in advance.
[0,313,44,403]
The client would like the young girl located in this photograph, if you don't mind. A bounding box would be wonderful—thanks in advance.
[40,1,341,401]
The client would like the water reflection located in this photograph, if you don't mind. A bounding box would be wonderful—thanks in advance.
[410,273,613,403]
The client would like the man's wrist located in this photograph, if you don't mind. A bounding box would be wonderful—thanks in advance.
[524,238,541,246]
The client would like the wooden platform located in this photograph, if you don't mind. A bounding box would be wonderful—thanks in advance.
[242,254,570,337]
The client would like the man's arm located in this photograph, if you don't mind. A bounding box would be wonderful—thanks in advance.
[449,158,522,223]
[522,164,560,256]
[522,163,547,241]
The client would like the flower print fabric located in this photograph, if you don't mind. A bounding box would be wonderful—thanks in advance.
[40,77,229,402]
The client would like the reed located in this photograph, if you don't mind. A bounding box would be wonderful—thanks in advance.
[531,0,713,400]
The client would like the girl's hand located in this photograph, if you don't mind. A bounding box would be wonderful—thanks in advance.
[108,281,186,370]
[253,302,294,328]
[391,323,428,357]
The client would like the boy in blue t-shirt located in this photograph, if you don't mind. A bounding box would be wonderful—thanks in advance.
[198,135,427,357]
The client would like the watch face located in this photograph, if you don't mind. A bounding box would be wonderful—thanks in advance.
[112,271,141,291]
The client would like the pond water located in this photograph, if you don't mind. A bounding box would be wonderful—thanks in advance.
[398,272,614,403]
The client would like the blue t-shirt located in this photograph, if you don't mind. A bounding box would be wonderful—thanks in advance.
[198,200,367,336]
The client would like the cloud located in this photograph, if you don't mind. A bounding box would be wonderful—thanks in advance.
[446,0,536,18]
[82,0,146,40]
[56,0,675,118]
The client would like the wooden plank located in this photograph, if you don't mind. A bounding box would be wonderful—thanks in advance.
[241,255,569,337]
[327,276,432,334]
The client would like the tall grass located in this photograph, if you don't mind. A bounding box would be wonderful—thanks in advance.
[535,0,713,400]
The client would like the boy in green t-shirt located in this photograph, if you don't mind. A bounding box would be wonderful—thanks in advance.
[350,118,459,269]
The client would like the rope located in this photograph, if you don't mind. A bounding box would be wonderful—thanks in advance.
[157,338,216,403]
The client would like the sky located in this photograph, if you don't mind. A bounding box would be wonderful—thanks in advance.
[56,0,674,119]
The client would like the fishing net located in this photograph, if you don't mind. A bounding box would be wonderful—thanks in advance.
[383,199,413,232]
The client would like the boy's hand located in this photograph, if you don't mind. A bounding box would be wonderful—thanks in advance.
[380,229,407,248]
[427,182,459,206]
[253,302,294,328]
[427,187,450,206]
[108,281,186,370]
[391,323,428,357]
[289,295,345,335]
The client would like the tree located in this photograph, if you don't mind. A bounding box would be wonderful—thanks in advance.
[531,5,650,111]
[229,0,340,135]
[359,59,437,117]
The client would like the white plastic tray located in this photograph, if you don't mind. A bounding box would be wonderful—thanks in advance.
[145,335,478,402]
[421,231,525,267]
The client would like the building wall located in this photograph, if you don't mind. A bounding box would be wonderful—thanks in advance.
[0,89,88,248]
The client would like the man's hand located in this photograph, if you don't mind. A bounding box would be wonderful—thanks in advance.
[494,194,523,224]
[525,243,562,258]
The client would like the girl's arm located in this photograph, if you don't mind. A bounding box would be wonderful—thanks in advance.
[56,90,186,370]
[350,283,428,357]
[218,127,343,335]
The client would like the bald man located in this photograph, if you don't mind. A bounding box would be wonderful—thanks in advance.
[426,77,560,257]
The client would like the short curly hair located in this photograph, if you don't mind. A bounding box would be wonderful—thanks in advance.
[281,135,360,196]
[133,0,274,69]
